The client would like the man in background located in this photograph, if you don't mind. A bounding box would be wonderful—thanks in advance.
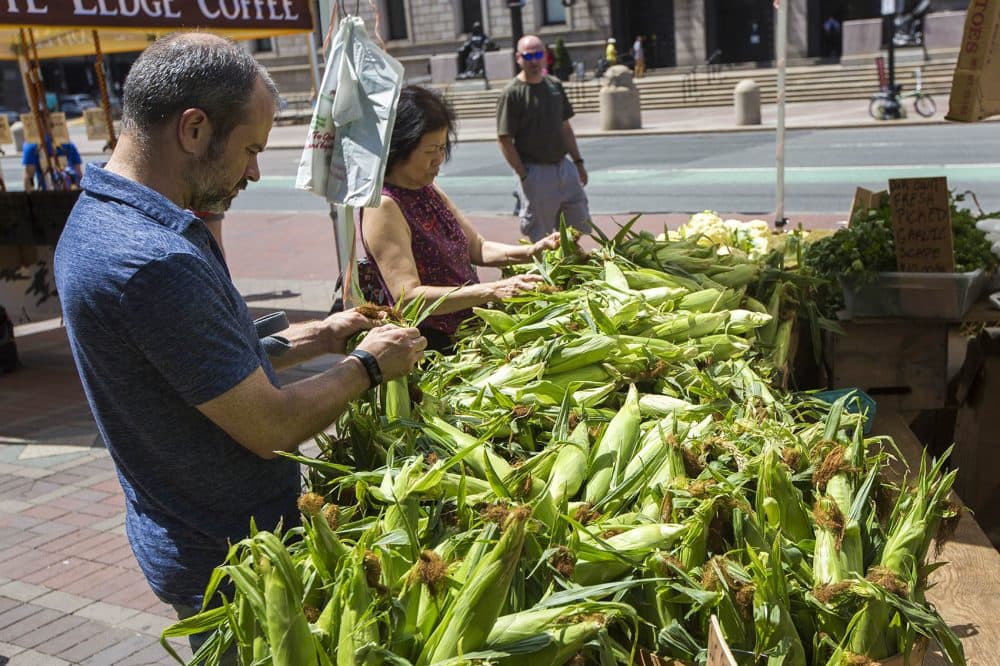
[496,33,591,242]
[22,121,83,192]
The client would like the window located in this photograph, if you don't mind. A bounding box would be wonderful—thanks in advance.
[387,0,408,40]
[461,0,483,34]
[543,0,566,25]
[254,38,273,53]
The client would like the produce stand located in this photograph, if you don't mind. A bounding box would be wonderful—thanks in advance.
[0,1,316,324]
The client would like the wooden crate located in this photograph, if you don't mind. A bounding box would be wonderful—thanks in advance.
[825,319,949,412]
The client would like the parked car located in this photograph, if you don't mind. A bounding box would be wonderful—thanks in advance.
[58,94,97,117]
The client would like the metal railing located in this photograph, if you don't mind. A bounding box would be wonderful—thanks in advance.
[682,49,723,101]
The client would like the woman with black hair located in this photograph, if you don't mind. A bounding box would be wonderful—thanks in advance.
[362,84,558,352]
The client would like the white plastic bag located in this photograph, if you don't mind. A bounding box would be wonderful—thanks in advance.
[295,16,404,207]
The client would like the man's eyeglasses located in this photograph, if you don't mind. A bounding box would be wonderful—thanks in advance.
[519,51,545,61]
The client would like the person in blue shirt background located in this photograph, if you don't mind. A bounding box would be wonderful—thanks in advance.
[22,134,83,192]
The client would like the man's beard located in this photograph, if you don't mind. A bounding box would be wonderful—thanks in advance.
[189,158,247,213]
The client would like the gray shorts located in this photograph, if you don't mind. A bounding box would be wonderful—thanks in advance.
[518,157,592,242]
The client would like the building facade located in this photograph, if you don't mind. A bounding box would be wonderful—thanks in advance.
[253,0,968,94]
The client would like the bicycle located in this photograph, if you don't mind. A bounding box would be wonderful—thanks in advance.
[869,67,936,119]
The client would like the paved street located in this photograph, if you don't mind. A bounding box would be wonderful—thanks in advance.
[1,91,998,663]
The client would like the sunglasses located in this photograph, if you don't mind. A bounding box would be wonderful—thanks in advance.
[519,51,545,61]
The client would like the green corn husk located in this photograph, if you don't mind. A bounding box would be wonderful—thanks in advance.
[637,394,701,418]
[653,311,729,341]
[336,548,379,666]
[548,420,592,507]
[749,542,807,666]
[574,523,686,586]
[256,534,319,666]
[710,263,760,289]
[585,384,642,504]
[423,415,512,481]
[543,334,619,376]
[473,307,519,333]
[812,496,846,587]
[384,377,411,422]
[485,604,626,665]
[756,443,813,544]
[417,507,531,666]
[845,449,961,661]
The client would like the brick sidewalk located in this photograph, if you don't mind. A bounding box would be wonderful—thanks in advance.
[1,327,189,665]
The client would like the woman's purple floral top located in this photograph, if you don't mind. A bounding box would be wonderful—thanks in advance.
[363,183,479,336]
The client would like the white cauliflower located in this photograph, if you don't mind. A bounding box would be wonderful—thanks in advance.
[673,210,772,259]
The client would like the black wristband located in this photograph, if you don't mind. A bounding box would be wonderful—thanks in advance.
[573,158,584,165]
[348,349,383,388]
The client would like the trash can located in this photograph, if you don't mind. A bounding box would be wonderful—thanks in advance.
[599,65,641,131]
[734,79,761,126]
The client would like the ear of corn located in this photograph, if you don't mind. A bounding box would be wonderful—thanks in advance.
[585,384,641,504]
[474,307,519,333]
[543,334,619,376]
[548,420,591,507]
[573,523,686,586]
[256,534,318,666]
[755,443,813,543]
[417,507,531,665]
[384,377,411,422]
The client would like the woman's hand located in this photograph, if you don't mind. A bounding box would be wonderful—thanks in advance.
[531,232,560,257]
[491,274,545,301]
[321,309,381,355]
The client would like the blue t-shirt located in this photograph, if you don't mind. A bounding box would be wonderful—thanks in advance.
[23,139,83,189]
[54,165,300,608]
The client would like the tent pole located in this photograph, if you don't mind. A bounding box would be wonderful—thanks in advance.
[91,30,118,150]
[306,31,321,101]
[774,0,788,228]
[20,28,53,189]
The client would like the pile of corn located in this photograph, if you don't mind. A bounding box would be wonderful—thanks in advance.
[164,226,965,665]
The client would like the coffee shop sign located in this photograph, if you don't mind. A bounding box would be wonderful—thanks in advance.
[1,0,312,29]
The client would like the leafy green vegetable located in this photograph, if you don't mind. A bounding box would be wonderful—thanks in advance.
[803,190,999,317]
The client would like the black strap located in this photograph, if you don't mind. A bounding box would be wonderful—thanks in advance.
[348,349,383,388]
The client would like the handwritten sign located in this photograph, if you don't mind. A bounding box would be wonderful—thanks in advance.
[84,108,109,141]
[50,113,70,145]
[19,112,69,145]
[848,186,888,225]
[888,177,954,272]
[0,115,11,145]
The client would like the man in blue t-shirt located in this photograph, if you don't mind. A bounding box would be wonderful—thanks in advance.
[54,33,427,655]
[22,135,83,191]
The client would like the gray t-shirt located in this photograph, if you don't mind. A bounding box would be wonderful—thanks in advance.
[496,75,575,165]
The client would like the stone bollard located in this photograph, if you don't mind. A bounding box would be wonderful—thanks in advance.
[599,65,641,131]
[734,79,761,126]
[12,122,24,152]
